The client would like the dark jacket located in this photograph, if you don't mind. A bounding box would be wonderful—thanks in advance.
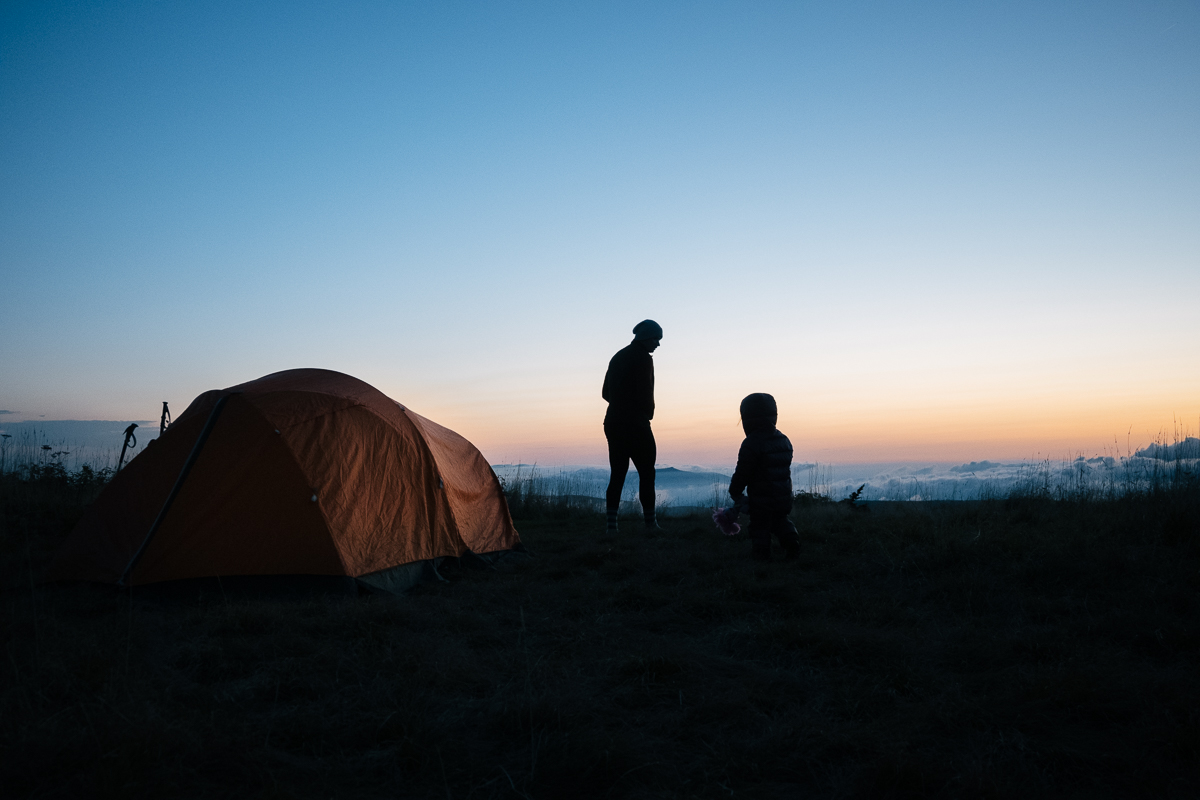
[729,423,794,517]
[602,342,654,423]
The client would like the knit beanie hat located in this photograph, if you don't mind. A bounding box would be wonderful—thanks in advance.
[632,319,663,341]
[739,393,778,427]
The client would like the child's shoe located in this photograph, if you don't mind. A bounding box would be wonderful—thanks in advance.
[605,508,618,533]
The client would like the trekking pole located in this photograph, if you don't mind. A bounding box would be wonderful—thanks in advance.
[116,423,138,473]
[159,402,171,436]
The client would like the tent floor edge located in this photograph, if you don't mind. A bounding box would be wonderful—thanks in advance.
[356,560,433,595]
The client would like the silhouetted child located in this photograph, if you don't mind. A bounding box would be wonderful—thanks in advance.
[721,393,799,561]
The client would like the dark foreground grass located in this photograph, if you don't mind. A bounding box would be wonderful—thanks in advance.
[2,474,1198,799]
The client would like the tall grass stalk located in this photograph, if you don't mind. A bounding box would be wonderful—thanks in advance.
[498,465,607,520]
[0,427,120,479]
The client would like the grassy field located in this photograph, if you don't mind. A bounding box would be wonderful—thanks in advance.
[2,467,1198,799]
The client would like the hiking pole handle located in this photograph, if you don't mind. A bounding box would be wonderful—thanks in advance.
[116,423,138,473]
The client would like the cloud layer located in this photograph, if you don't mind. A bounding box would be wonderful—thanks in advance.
[1136,438,1200,461]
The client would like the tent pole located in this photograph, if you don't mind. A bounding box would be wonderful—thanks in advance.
[118,393,235,586]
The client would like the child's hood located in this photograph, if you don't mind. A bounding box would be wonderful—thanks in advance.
[739,392,778,434]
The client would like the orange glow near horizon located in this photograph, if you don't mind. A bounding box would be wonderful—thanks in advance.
[413,390,1200,466]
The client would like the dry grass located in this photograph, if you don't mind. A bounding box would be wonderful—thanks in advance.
[2,471,1198,798]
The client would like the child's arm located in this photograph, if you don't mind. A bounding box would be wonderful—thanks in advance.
[727,439,753,516]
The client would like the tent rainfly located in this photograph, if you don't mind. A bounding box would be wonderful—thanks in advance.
[48,369,519,592]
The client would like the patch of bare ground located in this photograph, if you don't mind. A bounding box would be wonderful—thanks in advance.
[2,472,1198,798]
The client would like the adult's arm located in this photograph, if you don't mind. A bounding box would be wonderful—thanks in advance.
[603,346,654,420]
[602,355,617,403]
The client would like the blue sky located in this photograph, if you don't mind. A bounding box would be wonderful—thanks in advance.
[2,1,1197,463]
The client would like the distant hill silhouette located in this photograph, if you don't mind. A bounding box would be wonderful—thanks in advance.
[644,466,731,488]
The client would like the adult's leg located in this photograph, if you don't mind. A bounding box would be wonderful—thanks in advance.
[605,422,631,512]
[628,424,657,523]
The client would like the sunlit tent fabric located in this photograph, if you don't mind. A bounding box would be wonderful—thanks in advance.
[48,369,519,588]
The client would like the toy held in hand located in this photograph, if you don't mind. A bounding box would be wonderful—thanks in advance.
[712,506,741,536]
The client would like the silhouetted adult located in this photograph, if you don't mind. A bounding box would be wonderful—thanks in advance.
[602,319,663,532]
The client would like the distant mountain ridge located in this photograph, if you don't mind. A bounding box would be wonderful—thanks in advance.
[490,464,732,506]
[646,466,731,487]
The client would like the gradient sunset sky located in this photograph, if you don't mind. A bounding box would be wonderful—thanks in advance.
[2,1,1197,465]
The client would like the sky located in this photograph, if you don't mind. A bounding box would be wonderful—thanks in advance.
[2,1,1198,466]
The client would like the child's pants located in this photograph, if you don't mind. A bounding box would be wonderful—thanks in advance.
[749,514,799,558]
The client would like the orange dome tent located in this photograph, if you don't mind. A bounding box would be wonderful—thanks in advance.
[48,369,519,591]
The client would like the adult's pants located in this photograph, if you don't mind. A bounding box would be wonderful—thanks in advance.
[604,418,655,513]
